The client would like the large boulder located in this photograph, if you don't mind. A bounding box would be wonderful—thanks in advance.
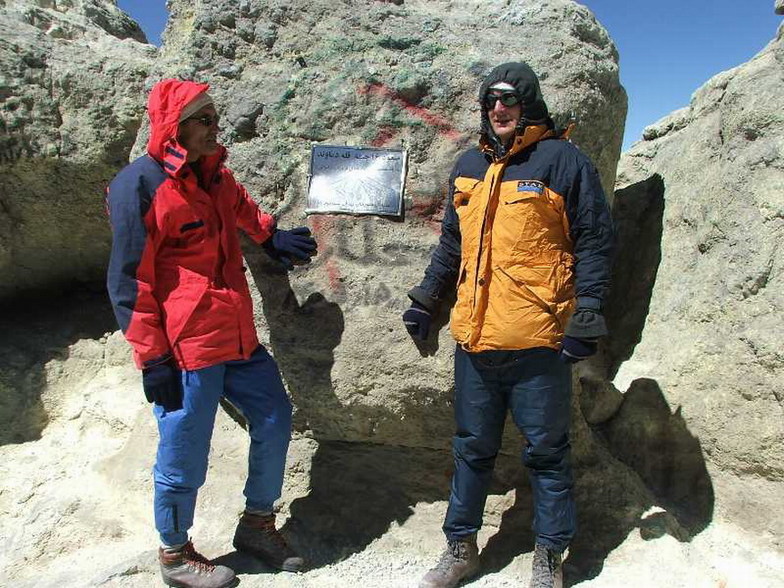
[608,19,784,542]
[151,0,626,447]
[0,0,154,300]
[3,2,784,587]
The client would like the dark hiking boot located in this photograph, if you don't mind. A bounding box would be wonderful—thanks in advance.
[159,541,236,588]
[419,536,480,588]
[232,511,305,572]
[529,543,563,588]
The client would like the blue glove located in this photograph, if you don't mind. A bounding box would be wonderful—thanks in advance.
[142,358,182,410]
[559,336,598,363]
[402,301,432,341]
[263,226,317,270]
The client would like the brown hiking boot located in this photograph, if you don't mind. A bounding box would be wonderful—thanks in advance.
[158,541,236,588]
[529,543,563,588]
[419,536,480,588]
[232,511,304,572]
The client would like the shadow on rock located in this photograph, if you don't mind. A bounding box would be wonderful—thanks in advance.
[281,440,452,567]
[0,283,116,445]
[246,247,346,438]
[246,247,455,567]
[565,376,714,585]
[477,452,536,574]
[598,377,714,535]
[601,173,665,380]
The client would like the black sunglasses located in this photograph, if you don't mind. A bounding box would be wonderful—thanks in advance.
[185,113,220,127]
[485,92,520,109]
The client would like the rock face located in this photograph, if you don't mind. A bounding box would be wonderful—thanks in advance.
[609,20,784,541]
[9,1,784,587]
[148,0,626,448]
[0,0,154,300]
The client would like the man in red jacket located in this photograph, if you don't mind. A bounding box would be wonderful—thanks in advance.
[106,79,316,588]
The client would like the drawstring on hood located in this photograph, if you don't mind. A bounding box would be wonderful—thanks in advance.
[478,62,552,159]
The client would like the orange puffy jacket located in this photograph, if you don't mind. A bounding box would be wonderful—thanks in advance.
[106,80,275,370]
[409,125,614,352]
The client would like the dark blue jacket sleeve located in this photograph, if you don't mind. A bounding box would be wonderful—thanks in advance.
[566,161,615,304]
[562,159,615,339]
[106,160,170,366]
[408,167,462,311]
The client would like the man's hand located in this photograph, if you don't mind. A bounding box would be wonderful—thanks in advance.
[263,226,317,270]
[142,358,182,410]
[559,335,598,363]
[403,301,432,341]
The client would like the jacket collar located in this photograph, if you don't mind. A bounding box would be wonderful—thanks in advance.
[160,140,227,185]
[480,124,553,162]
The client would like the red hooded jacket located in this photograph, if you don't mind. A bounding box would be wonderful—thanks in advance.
[106,79,276,370]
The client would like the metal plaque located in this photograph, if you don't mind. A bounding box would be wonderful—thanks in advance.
[306,144,407,216]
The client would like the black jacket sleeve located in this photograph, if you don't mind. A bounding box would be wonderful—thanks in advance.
[566,160,615,302]
[564,160,615,338]
[408,167,462,312]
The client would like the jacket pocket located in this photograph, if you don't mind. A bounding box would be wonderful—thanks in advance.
[180,219,205,233]
[453,179,482,248]
[501,191,540,206]
[497,263,574,333]
[497,180,565,256]
[172,219,207,248]
[497,265,556,315]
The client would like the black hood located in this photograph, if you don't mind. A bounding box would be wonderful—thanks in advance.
[479,62,551,158]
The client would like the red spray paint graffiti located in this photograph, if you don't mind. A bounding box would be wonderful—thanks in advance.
[359,82,462,146]
[309,83,464,292]
[308,215,344,293]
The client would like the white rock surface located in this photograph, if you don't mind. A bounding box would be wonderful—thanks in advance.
[0,0,154,299]
[611,18,784,545]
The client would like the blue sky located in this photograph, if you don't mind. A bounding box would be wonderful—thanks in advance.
[118,0,781,151]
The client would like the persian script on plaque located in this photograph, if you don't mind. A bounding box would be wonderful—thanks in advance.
[306,145,407,216]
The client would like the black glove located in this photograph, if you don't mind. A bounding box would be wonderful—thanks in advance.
[142,358,182,410]
[402,300,432,341]
[263,226,317,270]
[559,335,598,363]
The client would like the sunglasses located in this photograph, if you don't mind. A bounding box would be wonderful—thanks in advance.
[485,92,520,109]
[185,113,220,127]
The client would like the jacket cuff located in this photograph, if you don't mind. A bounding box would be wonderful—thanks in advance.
[249,214,277,245]
[576,295,602,311]
[565,308,608,339]
[140,352,173,370]
[408,286,439,312]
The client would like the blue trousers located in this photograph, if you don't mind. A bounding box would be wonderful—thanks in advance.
[443,346,575,552]
[153,345,292,546]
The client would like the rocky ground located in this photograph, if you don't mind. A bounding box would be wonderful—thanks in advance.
[0,288,782,588]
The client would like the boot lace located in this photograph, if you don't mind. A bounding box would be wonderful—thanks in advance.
[181,541,216,574]
[433,540,468,574]
[259,517,291,549]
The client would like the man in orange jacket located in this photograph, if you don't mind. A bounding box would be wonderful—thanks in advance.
[107,79,316,587]
[403,63,614,588]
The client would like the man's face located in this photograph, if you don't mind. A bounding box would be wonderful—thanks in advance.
[486,90,522,144]
[178,104,220,161]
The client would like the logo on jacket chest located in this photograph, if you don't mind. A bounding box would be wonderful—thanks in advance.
[517,180,545,195]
